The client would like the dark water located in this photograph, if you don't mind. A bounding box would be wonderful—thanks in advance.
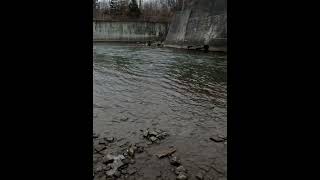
[93,43,227,179]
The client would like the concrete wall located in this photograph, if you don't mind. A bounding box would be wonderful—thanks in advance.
[93,21,169,42]
[165,0,227,51]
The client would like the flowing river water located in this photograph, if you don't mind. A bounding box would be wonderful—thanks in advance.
[93,43,227,180]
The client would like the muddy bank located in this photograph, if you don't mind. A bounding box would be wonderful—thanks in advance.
[93,129,227,180]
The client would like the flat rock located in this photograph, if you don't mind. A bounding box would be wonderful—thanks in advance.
[210,136,227,143]
[95,145,106,152]
[156,148,176,158]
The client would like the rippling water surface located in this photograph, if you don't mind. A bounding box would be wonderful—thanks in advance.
[93,43,227,179]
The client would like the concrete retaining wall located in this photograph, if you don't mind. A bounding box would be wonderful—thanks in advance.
[93,21,169,42]
[165,0,227,51]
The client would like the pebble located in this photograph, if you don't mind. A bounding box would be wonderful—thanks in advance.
[128,146,135,157]
[102,154,114,164]
[175,166,187,175]
[105,137,115,143]
[169,156,181,166]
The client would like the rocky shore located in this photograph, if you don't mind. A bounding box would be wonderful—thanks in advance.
[93,129,227,180]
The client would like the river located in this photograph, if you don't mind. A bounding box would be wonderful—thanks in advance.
[93,43,227,180]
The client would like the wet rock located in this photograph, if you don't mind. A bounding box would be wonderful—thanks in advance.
[195,172,204,180]
[95,145,107,153]
[128,168,137,175]
[149,130,158,136]
[105,155,126,177]
[156,148,176,158]
[176,173,188,180]
[119,141,130,148]
[175,166,187,175]
[150,136,158,142]
[210,136,227,143]
[156,132,169,140]
[142,128,169,143]
[169,156,181,166]
[127,145,136,157]
[120,117,129,122]
[143,130,149,137]
[102,154,114,164]
[105,137,115,143]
